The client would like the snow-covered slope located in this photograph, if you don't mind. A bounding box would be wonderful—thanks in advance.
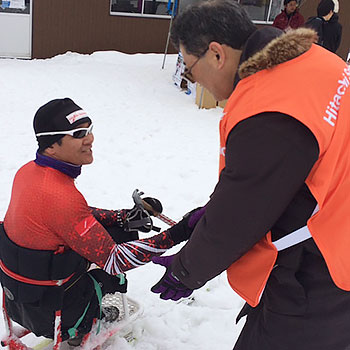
[0,51,244,349]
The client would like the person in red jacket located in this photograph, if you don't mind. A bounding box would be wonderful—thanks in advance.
[0,98,200,346]
[272,0,304,31]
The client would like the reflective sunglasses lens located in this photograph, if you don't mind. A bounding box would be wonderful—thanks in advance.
[72,130,87,138]
[72,125,93,139]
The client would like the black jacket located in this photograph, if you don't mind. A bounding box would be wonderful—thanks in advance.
[305,13,342,53]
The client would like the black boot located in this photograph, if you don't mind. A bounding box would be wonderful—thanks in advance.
[102,306,120,323]
[67,334,84,347]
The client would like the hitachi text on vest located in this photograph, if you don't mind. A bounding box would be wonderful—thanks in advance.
[323,65,350,127]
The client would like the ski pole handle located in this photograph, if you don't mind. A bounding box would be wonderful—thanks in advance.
[141,199,159,216]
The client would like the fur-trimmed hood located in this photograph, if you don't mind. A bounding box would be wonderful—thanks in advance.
[239,28,318,79]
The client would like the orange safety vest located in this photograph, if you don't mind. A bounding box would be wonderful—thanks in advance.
[219,44,350,307]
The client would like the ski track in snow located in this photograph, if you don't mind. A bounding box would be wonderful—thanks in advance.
[0,51,244,349]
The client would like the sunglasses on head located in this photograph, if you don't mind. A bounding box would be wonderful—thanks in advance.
[36,124,94,139]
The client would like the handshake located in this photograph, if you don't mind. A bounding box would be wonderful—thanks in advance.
[150,206,206,301]
[126,189,206,301]
[139,202,205,301]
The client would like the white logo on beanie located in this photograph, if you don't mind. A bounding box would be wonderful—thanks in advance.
[66,110,88,124]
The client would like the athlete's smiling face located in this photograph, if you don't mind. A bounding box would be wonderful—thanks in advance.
[43,122,94,165]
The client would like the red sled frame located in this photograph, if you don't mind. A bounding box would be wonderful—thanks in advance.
[1,291,141,350]
[1,290,64,350]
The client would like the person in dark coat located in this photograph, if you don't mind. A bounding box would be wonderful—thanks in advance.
[305,0,342,53]
[272,0,304,31]
[149,1,350,349]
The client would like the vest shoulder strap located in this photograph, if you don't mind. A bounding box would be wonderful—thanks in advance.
[272,206,319,251]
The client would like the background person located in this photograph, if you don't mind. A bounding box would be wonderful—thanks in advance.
[0,98,198,345]
[305,0,342,53]
[272,0,304,31]
[150,1,350,349]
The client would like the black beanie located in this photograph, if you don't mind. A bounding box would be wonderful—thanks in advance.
[33,98,92,153]
[317,0,334,17]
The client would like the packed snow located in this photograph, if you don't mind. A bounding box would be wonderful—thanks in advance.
[0,51,245,349]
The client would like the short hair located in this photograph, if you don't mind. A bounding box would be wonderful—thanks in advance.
[317,0,334,17]
[284,0,297,6]
[170,0,257,57]
[38,138,62,155]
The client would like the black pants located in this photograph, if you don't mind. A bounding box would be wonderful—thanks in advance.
[233,240,350,350]
[5,269,122,340]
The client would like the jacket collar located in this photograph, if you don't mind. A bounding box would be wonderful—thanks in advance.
[35,152,82,178]
[238,28,317,80]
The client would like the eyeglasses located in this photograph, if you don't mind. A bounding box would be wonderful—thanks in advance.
[181,49,208,84]
[36,124,93,139]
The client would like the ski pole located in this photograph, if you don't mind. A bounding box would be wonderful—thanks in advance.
[156,213,177,227]
[132,189,178,227]
[140,199,177,226]
[161,0,178,69]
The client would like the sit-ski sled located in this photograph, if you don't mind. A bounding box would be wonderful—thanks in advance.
[1,291,142,350]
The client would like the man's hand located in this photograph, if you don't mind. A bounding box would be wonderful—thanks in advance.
[167,206,205,244]
[187,206,205,228]
[151,255,193,301]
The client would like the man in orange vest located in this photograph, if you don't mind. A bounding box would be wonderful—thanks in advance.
[151,1,350,349]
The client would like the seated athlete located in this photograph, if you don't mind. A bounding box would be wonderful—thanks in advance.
[0,98,201,346]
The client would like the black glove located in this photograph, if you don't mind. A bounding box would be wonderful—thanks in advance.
[106,225,139,244]
[168,207,205,244]
[109,273,127,294]
[124,196,163,233]
[88,269,128,294]
[142,197,163,216]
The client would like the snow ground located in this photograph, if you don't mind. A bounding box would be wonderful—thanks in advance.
[0,51,245,349]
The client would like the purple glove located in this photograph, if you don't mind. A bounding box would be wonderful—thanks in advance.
[151,255,193,301]
[168,206,205,245]
[188,206,206,228]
